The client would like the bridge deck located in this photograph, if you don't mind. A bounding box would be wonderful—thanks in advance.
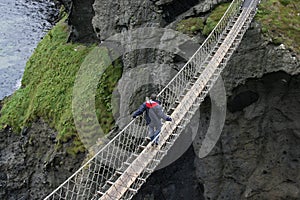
[100,6,253,200]
[43,0,260,199]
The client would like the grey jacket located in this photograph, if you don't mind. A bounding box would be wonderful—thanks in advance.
[133,100,171,128]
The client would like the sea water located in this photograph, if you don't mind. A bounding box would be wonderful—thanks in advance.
[0,0,58,100]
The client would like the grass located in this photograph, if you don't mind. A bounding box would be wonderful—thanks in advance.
[176,17,205,35]
[0,17,123,155]
[1,0,299,156]
[202,2,230,36]
[256,0,300,54]
[175,0,299,55]
[176,3,230,36]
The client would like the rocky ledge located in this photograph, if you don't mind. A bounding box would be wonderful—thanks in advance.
[1,0,299,199]
[0,116,86,200]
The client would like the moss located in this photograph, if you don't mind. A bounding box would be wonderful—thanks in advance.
[176,17,204,35]
[66,137,86,157]
[176,1,300,55]
[0,17,123,155]
[175,3,230,36]
[95,61,122,134]
[279,0,292,6]
[202,3,230,36]
[256,0,300,54]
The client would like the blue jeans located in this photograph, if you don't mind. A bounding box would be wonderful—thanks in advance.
[148,125,161,144]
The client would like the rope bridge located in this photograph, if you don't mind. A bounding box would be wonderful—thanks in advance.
[44,0,260,199]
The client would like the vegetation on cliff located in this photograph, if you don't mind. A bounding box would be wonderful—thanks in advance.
[0,0,299,155]
[176,3,230,36]
[202,2,230,36]
[176,17,204,36]
[256,0,300,54]
[176,0,299,55]
[0,18,122,154]
[176,2,230,36]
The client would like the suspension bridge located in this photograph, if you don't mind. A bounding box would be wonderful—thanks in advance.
[44,0,260,199]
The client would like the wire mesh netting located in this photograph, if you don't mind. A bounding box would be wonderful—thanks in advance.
[44,0,260,199]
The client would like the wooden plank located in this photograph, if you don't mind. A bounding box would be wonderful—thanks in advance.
[99,8,252,200]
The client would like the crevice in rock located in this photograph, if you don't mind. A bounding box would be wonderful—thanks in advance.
[133,146,204,200]
[67,0,98,43]
[197,71,300,199]
[0,119,86,199]
[160,0,200,23]
[228,90,259,112]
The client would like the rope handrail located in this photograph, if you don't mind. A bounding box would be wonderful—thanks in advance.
[158,0,242,97]
[97,2,260,199]
[44,0,260,199]
[157,0,243,111]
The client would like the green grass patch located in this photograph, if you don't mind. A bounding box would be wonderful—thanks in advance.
[176,3,230,36]
[95,60,122,134]
[176,17,205,35]
[279,0,292,6]
[202,2,230,36]
[256,0,300,54]
[0,18,123,154]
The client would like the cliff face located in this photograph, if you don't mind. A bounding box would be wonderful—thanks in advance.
[197,71,300,199]
[1,0,299,199]
[0,119,86,200]
[193,25,300,199]
[62,0,227,42]
[91,0,300,199]
[58,0,97,42]
[131,21,300,200]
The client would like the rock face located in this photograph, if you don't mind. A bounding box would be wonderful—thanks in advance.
[0,119,86,200]
[92,0,162,41]
[133,147,204,200]
[57,0,72,12]
[62,0,228,45]
[195,72,300,200]
[1,0,300,199]
[101,1,300,199]
[58,0,98,42]
[192,24,300,200]
[91,0,227,41]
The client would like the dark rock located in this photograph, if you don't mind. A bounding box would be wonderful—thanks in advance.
[133,147,204,200]
[162,184,176,199]
[0,119,86,200]
[20,127,28,136]
[92,0,162,41]
[92,1,300,199]
[159,0,200,23]
[49,133,57,143]
[67,0,98,43]
[194,23,300,199]
[57,0,72,12]
[2,0,300,199]
[228,90,259,112]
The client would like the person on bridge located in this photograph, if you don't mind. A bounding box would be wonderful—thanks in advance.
[132,93,172,146]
